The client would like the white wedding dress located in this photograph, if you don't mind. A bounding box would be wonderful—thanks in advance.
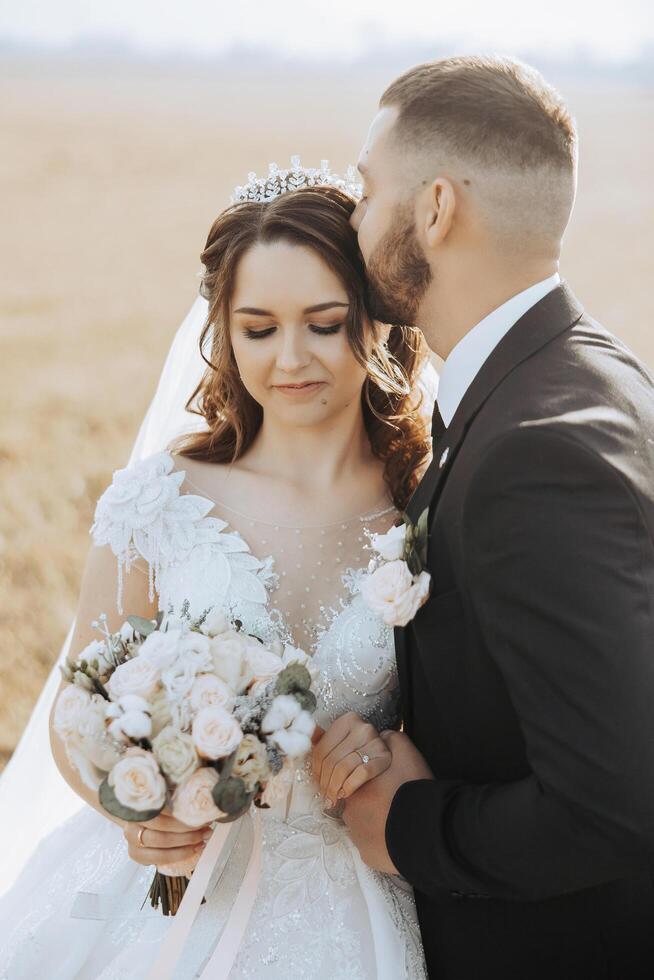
[0,449,427,979]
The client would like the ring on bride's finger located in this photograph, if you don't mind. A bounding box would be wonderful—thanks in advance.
[137,825,146,847]
[355,749,370,765]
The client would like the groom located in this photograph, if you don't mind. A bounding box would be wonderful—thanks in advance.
[343,56,654,978]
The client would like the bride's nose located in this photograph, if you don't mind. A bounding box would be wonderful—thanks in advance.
[275,326,311,373]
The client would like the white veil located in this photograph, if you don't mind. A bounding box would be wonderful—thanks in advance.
[0,294,211,900]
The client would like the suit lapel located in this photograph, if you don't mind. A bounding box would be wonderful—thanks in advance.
[396,284,584,731]
[406,283,583,525]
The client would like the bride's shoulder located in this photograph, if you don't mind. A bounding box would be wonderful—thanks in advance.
[89,450,218,560]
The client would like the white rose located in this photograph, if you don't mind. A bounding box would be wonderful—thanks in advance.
[210,632,248,693]
[152,725,200,784]
[199,606,230,638]
[232,734,271,792]
[172,767,224,828]
[77,694,108,740]
[179,632,214,674]
[260,694,301,734]
[138,629,182,671]
[190,673,234,713]
[360,561,431,628]
[106,656,161,702]
[161,654,198,701]
[370,523,407,562]
[54,685,91,738]
[108,747,167,812]
[192,705,243,760]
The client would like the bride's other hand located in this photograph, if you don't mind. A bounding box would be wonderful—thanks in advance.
[311,712,391,808]
[124,805,213,868]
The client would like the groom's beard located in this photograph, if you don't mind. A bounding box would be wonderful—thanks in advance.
[365,204,432,327]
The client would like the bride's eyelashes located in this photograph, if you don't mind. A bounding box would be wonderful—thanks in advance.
[243,323,344,340]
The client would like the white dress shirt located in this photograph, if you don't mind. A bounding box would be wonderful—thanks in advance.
[437,273,561,427]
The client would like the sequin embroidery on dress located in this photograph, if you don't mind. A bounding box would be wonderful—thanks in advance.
[0,450,427,980]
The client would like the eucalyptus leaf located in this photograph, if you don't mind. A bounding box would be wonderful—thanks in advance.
[212,775,251,816]
[155,610,165,629]
[292,689,317,712]
[99,777,163,823]
[274,663,312,696]
[128,615,156,637]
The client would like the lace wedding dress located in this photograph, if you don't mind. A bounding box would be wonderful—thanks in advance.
[0,449,427,980]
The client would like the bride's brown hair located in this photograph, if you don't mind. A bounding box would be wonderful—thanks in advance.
[170,186,430,511]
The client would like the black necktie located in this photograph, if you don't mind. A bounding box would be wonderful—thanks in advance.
[431,401,446,450]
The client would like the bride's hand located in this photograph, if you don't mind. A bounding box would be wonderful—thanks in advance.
[124,804,213,869]
[311,712,391,808]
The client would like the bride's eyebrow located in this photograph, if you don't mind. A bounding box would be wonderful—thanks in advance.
[233,302,349,316]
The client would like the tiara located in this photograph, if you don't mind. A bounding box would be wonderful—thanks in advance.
[230,155,363,204]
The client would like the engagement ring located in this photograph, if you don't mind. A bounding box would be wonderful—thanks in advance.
[356,750,370,765]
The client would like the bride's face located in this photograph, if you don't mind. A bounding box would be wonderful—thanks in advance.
[229,240,369,429]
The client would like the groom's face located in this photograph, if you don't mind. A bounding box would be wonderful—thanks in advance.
[351,107,432,327]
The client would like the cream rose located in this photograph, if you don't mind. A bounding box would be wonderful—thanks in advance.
[108,747,167,812]
[360,561,431,627]
[370,523,406,562]
[54,685,91,739]
[210,632,248,693]
[232,734,271,792]
[106,655,161,702]
[152,725,200,784]
[171,766,224,828]
[192,705,243,760]
[190,673,234,713]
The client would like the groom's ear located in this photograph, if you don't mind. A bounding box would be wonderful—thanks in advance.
[422,178,456,251]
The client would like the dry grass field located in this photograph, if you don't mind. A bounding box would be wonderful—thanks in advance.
[0,56,652,772]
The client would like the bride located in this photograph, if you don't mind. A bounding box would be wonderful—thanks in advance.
[0,161,435,978]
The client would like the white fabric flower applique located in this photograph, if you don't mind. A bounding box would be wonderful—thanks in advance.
[90,451,275,620]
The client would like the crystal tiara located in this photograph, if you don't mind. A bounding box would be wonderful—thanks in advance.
[230,155,363,204]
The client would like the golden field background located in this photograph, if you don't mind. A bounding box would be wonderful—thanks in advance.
[0,56,652,772]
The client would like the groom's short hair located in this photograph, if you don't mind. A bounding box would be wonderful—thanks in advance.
[380,55,577,251]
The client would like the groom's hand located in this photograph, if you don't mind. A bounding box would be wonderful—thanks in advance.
[342,730,434,874]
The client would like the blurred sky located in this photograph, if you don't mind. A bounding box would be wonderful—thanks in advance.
[1,0,652,62]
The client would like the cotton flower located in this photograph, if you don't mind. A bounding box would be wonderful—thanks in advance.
[232,734,271,793]
[261,694,316,758]
[360,561,431,628]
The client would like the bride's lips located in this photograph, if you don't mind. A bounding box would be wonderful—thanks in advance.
[273,381,326,397]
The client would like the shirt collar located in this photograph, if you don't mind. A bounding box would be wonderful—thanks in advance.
[437,273,561,427]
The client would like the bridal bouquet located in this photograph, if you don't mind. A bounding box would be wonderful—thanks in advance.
[54,605,317,914]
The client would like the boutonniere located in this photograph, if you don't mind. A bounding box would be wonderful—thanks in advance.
[360,508,431,628]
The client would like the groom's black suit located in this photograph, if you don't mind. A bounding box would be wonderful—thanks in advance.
[386,284,654,979]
